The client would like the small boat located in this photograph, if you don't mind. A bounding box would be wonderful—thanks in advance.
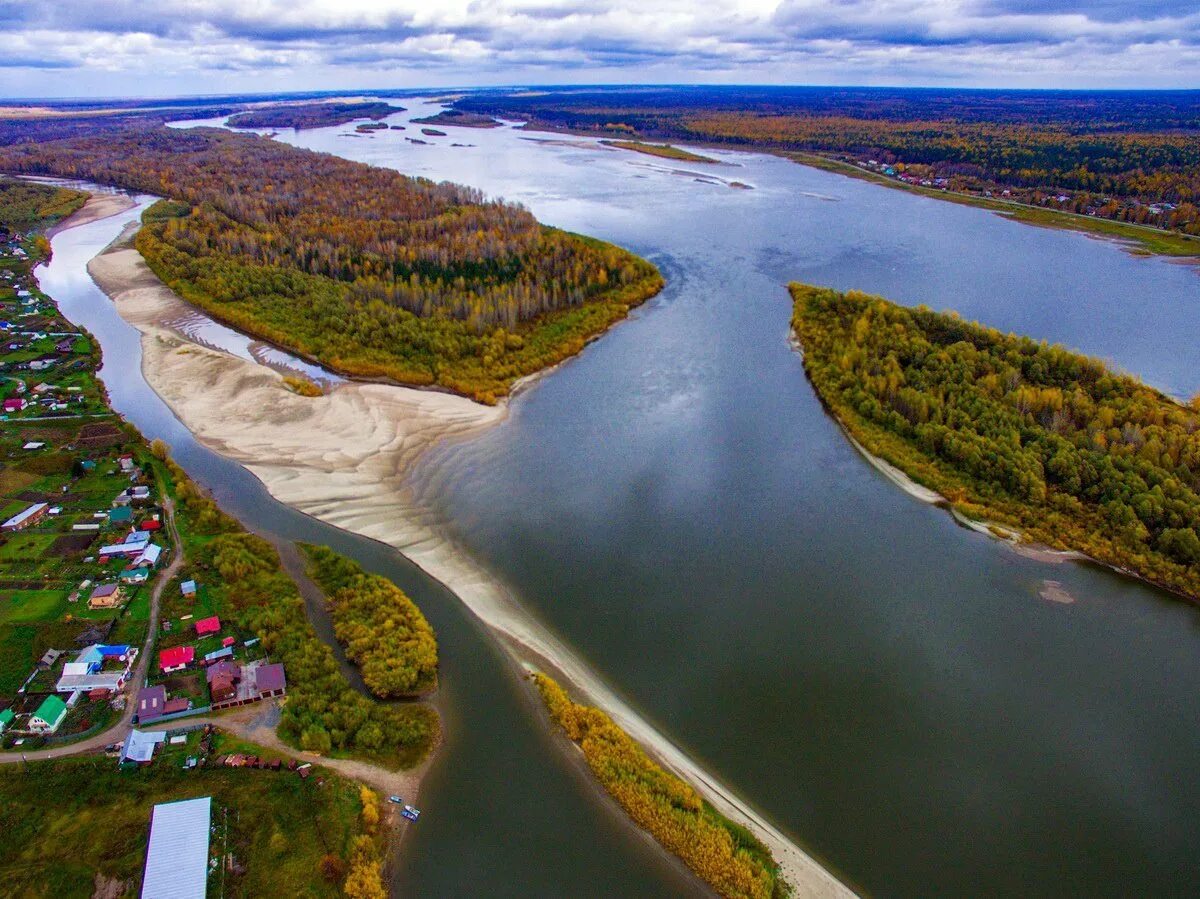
[387,795,403,804]
[401,805,420,822]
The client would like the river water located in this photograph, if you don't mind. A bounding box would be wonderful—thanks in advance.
[48,99,1200,897]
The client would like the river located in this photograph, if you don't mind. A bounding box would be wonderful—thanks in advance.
[46,97,1200,897]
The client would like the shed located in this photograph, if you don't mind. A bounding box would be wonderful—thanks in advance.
[194,616,220,637]
[180,580,197,597]
[141,796,211,899]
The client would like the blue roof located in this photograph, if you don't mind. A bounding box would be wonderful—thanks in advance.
[98,644,131,657]
[204,646,234,663]
[181,580,196,594]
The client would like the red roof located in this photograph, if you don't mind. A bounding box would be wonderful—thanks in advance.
[221,636,236,648]
[194,616,221,637]
[158,645,195,671]
[140,520,162,531]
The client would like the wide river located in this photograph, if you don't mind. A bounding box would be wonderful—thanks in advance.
[50,98,1200,896]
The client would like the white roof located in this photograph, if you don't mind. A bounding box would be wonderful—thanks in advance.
[121,728,166,764]
[56,671,126,693]
[137,543,163,566]
[3,502,48,529]
[142,797,212,899]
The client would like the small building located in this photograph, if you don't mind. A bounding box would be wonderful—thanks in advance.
[29,694,68,733]
[38,648,64,670]
[159,645,195,674]
[194,616,221,638]
[88,583,126,610]
[2,397,26,413]
[136,686,167,724]
[120,728,166,765]
[135,543,162,568]
[140,519,162,531]
[0,708,13,733]
[107,506,133,525]
[255,663,287,699]
[97,540,147,560]
[180,580,197,597]
[120,568,150,586]
[141,797,212,899]
[163,697,190,715]
[2,502,49,532]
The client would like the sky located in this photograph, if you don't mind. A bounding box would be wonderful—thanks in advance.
[1,0,1198,98]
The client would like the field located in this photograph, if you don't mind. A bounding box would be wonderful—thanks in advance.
[0,737,374,898]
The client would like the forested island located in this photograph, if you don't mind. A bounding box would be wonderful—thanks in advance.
[532,674,789,899]
[226,101,398,130]
[411,109,501,129]
[791,283,1200,601]
[0,127,663,403]
[600,140,719,164]
[453,87,1200,256]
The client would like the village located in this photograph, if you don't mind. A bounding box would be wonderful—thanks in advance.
[0,219,288,765]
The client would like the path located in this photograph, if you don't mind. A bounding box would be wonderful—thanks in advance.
[0,497,182,763]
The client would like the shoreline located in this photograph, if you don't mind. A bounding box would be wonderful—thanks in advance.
[86,206,854,897]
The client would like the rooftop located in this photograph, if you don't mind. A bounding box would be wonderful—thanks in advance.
[142,797,211,899]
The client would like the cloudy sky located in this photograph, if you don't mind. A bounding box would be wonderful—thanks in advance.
[2,0,1198,98]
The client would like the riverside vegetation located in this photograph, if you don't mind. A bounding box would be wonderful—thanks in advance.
[302,544,438,699]
[791,283,1200,601]
[0,126,664,403]
[532,673,789,899]
[165,449,440,767]
[227,101,399,130]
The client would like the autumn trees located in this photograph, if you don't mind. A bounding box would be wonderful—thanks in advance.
[0,126,663,401]
[791,283,1200,599]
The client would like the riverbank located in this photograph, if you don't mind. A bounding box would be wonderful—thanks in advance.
[88,204,854,897]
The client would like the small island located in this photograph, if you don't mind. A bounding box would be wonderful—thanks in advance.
[791,282,1200,602]
[411,109,502,129]
[600,139,719,164]
[226,101,398,130]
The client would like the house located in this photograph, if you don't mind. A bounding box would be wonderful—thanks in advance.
[194,616,220,638]
[120,567,149,585]
[135,543,162,568]
[54,338,74,354]
[0,708,13,733]
[140,518,162,531]
[2,502,48,532]
[55,644,134,693]
[208,672,238,704]
[88,583,126,609]
[141,797,211,899]
[137,685,167,723]
[117,454,135,472]
[255,663,287,698]
[131,485,152,502]
[29,695,68,733]
[159,645,195,674]
[2,396,26,413]
[181,580,197,597]
[97,538,147,561]
[120,728,166,765]
[107,506,133,525]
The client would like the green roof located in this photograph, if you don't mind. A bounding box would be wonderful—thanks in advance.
[0,708,13,729]
[32,694,66,726]
[108,507,133,522]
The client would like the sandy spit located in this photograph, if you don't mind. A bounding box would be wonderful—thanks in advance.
[86,225,854,897]
[47,191,135,237]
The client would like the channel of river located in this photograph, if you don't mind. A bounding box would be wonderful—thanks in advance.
[43,96,1200,897]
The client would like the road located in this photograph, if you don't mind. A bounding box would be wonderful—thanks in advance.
[0,496,182,764]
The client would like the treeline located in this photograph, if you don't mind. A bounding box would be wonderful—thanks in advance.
[0,127,661,400]
[302,545,438,699]
[791,283,1200,600]
[455,87,1200,235]
[227,102,399,130]
[533,673,789,899]
[0,178,86,230]
[168,459,439,767]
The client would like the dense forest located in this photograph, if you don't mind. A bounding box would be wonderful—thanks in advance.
[302,545,438,699]
[456,86,1200,235]
[0,178,86,231]
[791,283,1200,601]
[227,102,399,130]
[533,673,787,899]
[0,126,662,402]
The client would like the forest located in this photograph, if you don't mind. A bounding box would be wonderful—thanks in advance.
[455,86,1200,236]
[0,126,662,402]
[791,283,1200,601]
[532,673,788,899]
[227,101,399,130]
[0,178,86,231]
[302,545,438,699]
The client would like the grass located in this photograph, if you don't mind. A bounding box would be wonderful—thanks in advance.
[785,151,1200,258]
[0,740,370,898]
[601,139,720,164]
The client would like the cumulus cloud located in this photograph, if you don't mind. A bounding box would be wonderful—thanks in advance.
[1,0,1198,95]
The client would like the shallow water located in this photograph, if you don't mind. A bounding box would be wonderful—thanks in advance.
[250,100,1200,897]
